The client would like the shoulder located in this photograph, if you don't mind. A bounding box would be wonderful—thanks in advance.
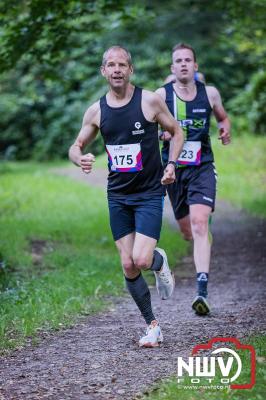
[155,87,166,101]
[205,85,221,100]
[205,85,222,108]
[83,100,101,126]
[142,89,165,107]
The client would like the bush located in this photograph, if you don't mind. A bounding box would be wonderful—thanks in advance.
[228,70,266,135]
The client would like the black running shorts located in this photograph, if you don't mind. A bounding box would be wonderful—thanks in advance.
[167,162,217,220]
[108,195,164,241]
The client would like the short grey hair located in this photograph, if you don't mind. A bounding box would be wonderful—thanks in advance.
[102,46,132,66]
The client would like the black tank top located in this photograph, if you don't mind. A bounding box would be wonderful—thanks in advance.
[100,87,163,197]
[162,81,213,164]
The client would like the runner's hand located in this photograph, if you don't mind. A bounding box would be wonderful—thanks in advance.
[218,127,231,145]
[161,163,176,185]
[159,131,172,141]
[80,153,95,174]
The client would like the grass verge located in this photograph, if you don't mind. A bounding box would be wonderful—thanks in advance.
[212,134,266,217]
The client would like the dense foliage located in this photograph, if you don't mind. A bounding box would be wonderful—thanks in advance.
[0,0,265,160]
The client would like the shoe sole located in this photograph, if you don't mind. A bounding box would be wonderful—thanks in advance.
[192,297,210,315]
[139,338,163,348]
[161,272,175,300]
[139,342,160,348]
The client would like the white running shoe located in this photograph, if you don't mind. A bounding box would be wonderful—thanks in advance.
[139,320,163,348]
[154,247,175,300]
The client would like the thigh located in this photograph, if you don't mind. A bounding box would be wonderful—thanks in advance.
[190,204,212,222]
[134,196,164,241]
[187,163,217,211]
[115,232,135,258]
[108,197,135,241]
[132,232,157,265]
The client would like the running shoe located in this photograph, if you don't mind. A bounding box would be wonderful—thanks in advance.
[192,295,210,315]
[154,247,175,300]
[139,320,163,348]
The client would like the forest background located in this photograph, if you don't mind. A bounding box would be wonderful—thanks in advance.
[0,0,265,160]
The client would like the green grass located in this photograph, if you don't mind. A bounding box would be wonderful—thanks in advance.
[212,134,266,217]
[0,162,187,352]
[144,335,266,400]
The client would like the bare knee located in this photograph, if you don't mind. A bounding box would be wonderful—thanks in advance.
[191,216,208,237]
[133,255,151,270]
[122,257,138,278]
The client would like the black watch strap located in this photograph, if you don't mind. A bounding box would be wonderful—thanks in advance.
[167,160,177,168]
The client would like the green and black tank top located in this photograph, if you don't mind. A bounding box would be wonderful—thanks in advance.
[162,81,213,165]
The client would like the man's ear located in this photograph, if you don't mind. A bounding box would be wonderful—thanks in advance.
[100,66,105,77]
[194,63,199,72]
[170,64,175,74]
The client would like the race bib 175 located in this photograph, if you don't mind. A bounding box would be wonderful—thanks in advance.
[106,143,143,172]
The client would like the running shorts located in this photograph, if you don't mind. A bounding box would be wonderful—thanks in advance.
[167,162,217,220]
[108,195,164,241]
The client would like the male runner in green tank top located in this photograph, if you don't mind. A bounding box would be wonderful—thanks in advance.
[156,43,231,315]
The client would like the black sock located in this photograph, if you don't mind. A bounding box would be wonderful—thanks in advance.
[197,272,209,298]
[149,249,163,272]
[125,273,155,325]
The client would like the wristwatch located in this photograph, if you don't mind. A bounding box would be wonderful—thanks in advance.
[166,160,177,169]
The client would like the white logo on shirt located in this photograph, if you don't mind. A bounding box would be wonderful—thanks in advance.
[193,109,206,113]
[132,121,145,135]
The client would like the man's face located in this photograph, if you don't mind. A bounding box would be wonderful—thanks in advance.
[171,48,198,83]
[101,49,133,88]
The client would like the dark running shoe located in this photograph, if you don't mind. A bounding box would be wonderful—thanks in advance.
[192,295,210,315]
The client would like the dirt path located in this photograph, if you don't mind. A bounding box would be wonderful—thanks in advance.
[0,167,265,400]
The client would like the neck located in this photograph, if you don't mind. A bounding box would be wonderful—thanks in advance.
[109,83,134,101]
[174,80,196,93]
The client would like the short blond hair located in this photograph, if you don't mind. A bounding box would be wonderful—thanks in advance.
[102,46,132,66]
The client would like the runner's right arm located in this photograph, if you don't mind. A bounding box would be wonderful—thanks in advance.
[69,102,100,174]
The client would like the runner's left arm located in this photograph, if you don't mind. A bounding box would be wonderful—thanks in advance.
[155,88,172,141]
[153,93,184,184]
[207,86,231,145]
[154,94,184,161]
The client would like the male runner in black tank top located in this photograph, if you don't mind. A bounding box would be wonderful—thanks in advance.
[156,43,231,316]
[69,46,184,348]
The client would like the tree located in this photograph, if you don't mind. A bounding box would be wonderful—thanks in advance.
[1,0,265,160]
